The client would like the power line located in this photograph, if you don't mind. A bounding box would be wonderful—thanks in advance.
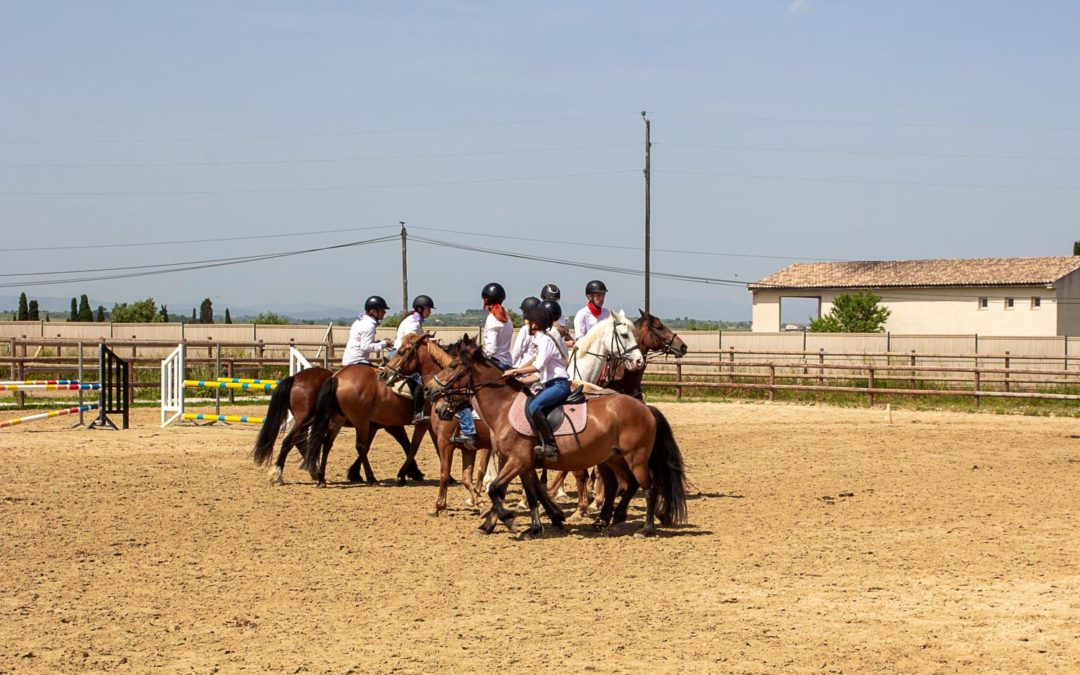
[0,169,637,196]
[657,141,1080,162]
[0,236,396,289]
[657,169,1080,192]
[0,224,397,253]
[0,143,639,169]
[651,111,1080,133]
[0,113,636,145]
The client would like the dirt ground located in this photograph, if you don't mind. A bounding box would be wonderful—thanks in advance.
[1,401,1078,673]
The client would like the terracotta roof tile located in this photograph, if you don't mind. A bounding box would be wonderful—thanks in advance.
[749,256,1080,290]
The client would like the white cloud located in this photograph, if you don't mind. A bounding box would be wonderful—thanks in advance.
[787,0,810,13]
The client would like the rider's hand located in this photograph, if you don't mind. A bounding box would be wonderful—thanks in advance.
[501,369,518,379]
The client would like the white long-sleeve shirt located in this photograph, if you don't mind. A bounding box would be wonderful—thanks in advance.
[532,332,569,383]
[510,326,534,367]
[482,312,514,367]
[342,314,384,365]
[573,305,611,340]
[393,311,424,350]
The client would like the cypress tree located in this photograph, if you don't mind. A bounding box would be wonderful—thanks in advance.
[224,308,232,324]
[78,295,93,322]
[17,293,28,321]
[96,305,106,322]
[70,298,78,322]
[28,300,40,321]
[199,298,214,324]
[160,304,169,322]
[1074,240,1080,256]
[191,308,196,323]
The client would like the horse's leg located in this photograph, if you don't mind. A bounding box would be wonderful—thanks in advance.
[547,470,570,499]
[269,425,300,486]
[592,463,619,532]
[431,421,455,516]
[573,470,591,518]
[316,422,343,488]
[627,450,658,538]
[459,446,481,507]
[589,467,606,513]
[530,469,566,529]
[346,425,373,483]
[483,453,529,534]
[517,469,547,540]
[397,424,428,484]
[612,471,640,525]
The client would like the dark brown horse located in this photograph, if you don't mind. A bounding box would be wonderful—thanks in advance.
[427,335,688,539]
[251,366,426,486]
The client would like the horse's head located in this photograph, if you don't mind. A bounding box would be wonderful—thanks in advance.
[637,309,688,358]
[379,332,429,384]
[424,333,479,402]
[612,310,646,371]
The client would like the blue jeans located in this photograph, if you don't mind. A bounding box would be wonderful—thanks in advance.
[457,361,509,437]
[526,378,571,418]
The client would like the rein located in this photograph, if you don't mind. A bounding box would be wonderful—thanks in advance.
[380,336,425,385]
[572,319,641,387]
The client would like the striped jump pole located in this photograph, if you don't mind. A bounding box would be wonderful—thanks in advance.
[0,403,100,429]
[215,377,281,385]
[181,413,266,425]
[182,380,276,391]
[0,383,101,392]
[0,379,81,385]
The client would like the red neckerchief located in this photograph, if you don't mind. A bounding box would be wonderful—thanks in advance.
[488,303,508,323]
[587,301,603,318]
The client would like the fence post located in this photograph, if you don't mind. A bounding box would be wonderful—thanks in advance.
[867,366,875,407]
[77,341,84,425]
[323,340,330,369]
[17,339,26,409]
[768,364,776,401]
[727,346,735,384]
[227,359,235,404]
[675,361,683,401]
[1004,351,1010,393]
[214,343,222,415]
[818,348,825,386]
[910,350,916,390]
[973,367,981,409]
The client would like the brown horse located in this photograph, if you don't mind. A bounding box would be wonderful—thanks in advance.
[427,335,688,539]
[378,333,577,523]
[252,367,427,486]
[548,311,689,503]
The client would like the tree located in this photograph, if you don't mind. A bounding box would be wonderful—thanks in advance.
[191,308,196,323]
[253,311,288,325]
[110,298,163,323]
[17,293,28,321]
[159,304,169,322]
[27,300,40,321]
[199,298,214,324]
[809,290,891,333]
[70,298,78,322]
[95,305,106,322]
[1074,240,1080,256]
[78,295,93,322]
[224,308,232,324]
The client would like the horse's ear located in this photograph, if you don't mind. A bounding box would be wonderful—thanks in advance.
[617,309,626,320]
[638,308,647,318]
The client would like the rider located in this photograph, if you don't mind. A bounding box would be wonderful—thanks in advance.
[452,283,514,449]
[540,299,573,353]
[502,304,569,461]
[394,294,435,423]
[540,283,566,328]
[573,279,611,340]
[511,296,541,367]
[342,295,391,366]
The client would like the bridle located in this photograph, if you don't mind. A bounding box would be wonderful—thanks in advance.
[642,319,682,358]
[380,335,426,386]
[428,353,505,412]
[572,319,642,388]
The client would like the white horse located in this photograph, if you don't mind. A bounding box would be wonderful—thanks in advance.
[481,311,645,506]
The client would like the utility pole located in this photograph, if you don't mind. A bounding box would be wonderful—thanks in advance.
[400,221,409,313]
[642,111,652,316]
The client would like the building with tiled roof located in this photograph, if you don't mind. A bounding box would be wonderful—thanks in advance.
[749,256,1080,335]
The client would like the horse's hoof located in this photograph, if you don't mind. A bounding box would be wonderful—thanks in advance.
[428,509,441,518]
[317,481,327,489]
[592,519,607,532]
[395,476,407,486]
[555,488,569,500]
[612,514,628,525]
[518,527,544,541]
[473,527,490,537]
[548,521,565,531]
[634,526,656,539]
[463,497,475,508]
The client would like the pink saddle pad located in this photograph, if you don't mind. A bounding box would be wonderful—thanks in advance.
[508,391,588,437]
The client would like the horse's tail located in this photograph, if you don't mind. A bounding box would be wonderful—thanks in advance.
[301,376,339,477]
[252,375,295,465]
[647,405,688,526]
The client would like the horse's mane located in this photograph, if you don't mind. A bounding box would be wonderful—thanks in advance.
[424,337,455,368]
[460,339,528,393]
[574,313,626,353]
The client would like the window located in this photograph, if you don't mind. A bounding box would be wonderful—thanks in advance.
[978,297,988,310]
[1031,297,1041,309]
[1005,297,1015,310]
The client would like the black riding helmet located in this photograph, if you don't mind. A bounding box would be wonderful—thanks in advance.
[412,295,435,311]
[364,295,389,312]
[585,279,608,295]
[525,305,553,332]
[541,283,561,302]
[539,299,562,323]
[519,296,541,313]
[481,282,506,305]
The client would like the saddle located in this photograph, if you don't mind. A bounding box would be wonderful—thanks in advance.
[380,370,413,400]
[508,384,591,437]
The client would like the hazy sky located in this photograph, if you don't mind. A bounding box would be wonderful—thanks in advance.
[3,1,1079,320]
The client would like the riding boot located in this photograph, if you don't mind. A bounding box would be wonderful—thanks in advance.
[530,409,559,461]
[408,379,429,424]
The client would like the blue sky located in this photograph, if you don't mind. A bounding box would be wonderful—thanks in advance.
[2,1,1079,320]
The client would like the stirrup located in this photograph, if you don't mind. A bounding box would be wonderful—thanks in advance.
[412,412,430,424]
[534,442,558,461]
[451,433,477,450]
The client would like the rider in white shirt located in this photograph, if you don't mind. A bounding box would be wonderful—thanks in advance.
[393,294,435,423]
[502,305,569,461]
[510,296,541,367]
[342,295,391,366]
[453,283,513,449]
[573,279,612,340]
[541,283,567,329]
